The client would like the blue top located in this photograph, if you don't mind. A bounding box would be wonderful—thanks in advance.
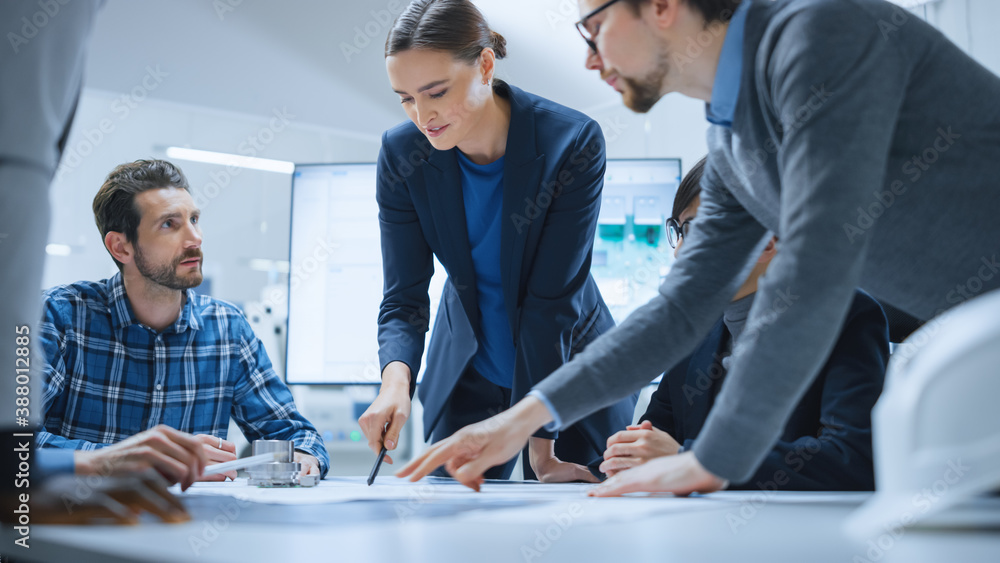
[705,0,750,127]
[37,273,331,477]
[457,150,516,389]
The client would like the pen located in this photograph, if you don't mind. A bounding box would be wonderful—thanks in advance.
[202,452,280,476]
[367,446,388,486]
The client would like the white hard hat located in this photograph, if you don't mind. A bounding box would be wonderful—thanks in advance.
[845,288,1000,537]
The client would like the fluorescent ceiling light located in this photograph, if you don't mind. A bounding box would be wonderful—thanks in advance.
[165,147,294,174]
[46,244,72,256]
[888,0,938,7]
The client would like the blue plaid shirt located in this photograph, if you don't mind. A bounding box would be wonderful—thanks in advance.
[37,273,330,477]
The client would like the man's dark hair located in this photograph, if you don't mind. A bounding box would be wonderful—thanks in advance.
[92,159,190,270]
[672,156,707,221]
[622,0,741,24]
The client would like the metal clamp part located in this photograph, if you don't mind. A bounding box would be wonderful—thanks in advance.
[246,440,317,487]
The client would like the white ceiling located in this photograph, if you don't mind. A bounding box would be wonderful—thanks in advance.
[84,0,619,138]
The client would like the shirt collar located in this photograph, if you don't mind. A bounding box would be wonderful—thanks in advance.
[722,292,755,342]
[705,0,750,128]
[107,272,200,334]
[108,272,135,331]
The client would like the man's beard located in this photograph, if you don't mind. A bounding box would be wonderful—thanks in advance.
[620,52,669,114]
[134,243,203,290]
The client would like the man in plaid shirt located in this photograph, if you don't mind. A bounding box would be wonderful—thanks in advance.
[37,159,329,480]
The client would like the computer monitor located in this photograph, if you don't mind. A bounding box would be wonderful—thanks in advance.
[592,159,682,323]
[285,158,682,385]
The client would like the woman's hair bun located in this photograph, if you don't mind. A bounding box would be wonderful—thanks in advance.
[490,30,507,59]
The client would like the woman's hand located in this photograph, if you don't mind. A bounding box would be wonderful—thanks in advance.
[358,361,412,464]
[599,420,681,477]
[529,437,599,483]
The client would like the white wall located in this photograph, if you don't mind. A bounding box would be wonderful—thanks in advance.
[43,91,381,303]
[931,0,1000,76]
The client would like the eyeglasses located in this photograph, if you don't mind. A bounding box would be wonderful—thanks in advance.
[575,0,623,53]
[666,217,693,248]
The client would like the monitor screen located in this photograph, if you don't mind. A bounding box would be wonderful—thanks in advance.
[285,158,682,385]
[592,159,682,323]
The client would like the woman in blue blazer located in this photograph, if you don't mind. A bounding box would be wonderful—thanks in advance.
[358,0,636,481]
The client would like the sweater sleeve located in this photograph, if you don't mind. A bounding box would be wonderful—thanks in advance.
[532,157,770,433]
[739,293,889,490]
[692,2,908,482]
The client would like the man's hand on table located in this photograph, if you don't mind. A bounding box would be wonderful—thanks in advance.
[194,434,237,481]
[74,424,206,490]
[588,451,728,497]
[2,470,190,525]
[295,451,321,475]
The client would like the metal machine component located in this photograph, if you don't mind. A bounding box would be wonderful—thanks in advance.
[246,440,318,487]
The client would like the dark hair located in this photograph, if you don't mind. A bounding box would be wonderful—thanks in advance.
[93,159,190,270]
[385,0,507,62]
[671,156,707,221]
[622,0,741,24]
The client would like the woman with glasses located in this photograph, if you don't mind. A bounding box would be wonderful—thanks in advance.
[358,0,636,482]
[600,157,890,490]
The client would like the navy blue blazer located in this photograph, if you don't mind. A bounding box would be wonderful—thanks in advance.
[641,290,888,491]
[376,82,636,445]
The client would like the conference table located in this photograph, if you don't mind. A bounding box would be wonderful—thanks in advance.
[6,477,1000,562]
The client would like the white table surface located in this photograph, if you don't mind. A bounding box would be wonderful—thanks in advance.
[6,479,999,563]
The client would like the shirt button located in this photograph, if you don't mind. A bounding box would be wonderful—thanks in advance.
[156,384,162,391]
